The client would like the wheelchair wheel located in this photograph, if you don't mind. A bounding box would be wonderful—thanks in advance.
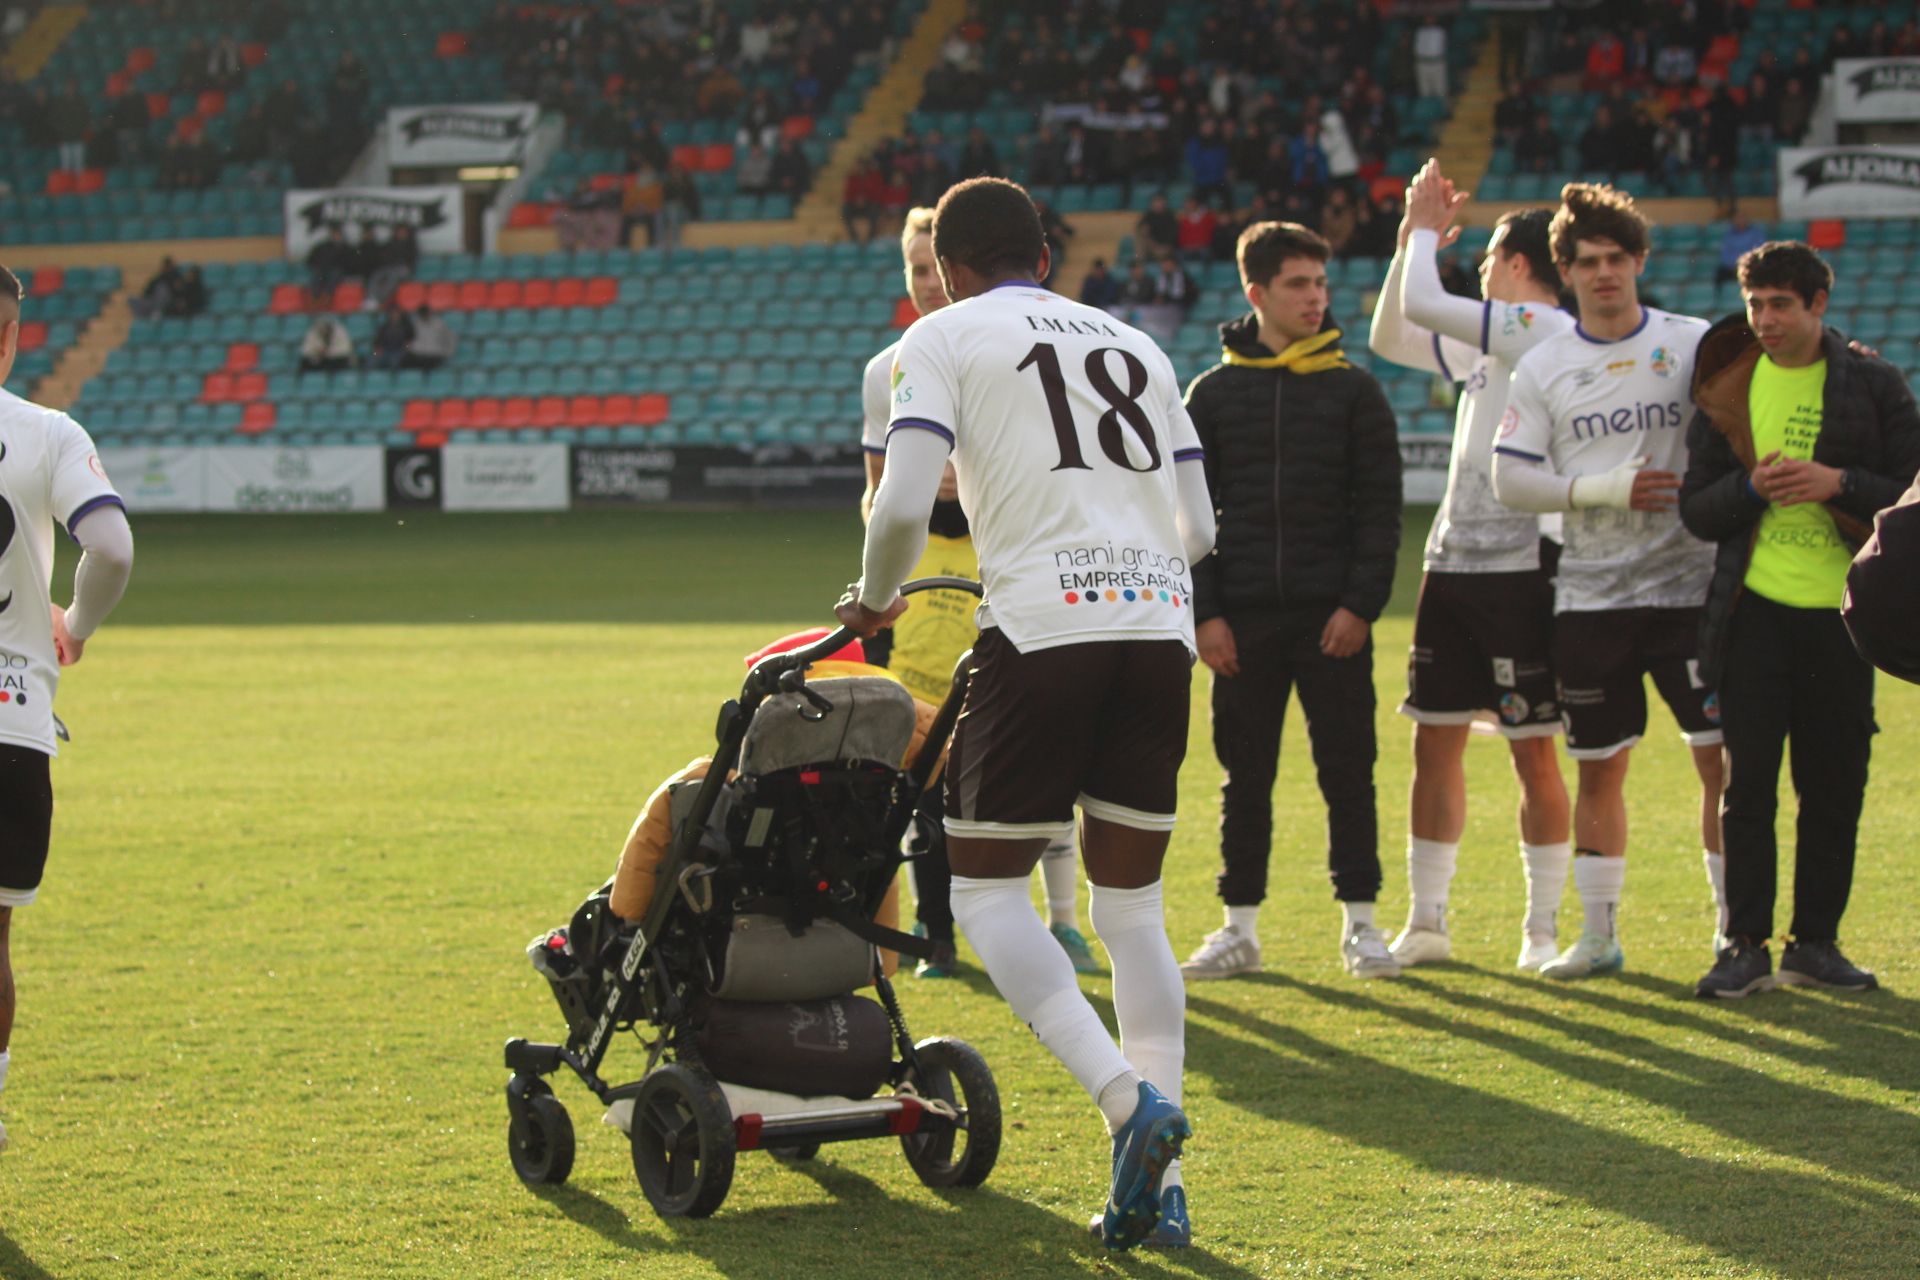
[630,1062,736,1218]
[506,1076,575,1186]
[900,1037,1000,1189]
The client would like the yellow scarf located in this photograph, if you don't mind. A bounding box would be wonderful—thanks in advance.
[1221,327,1351,373]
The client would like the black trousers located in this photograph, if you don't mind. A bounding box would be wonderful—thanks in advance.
[908,785,953,941]
[1212,606,1380,905]
[1720,591,1876,943]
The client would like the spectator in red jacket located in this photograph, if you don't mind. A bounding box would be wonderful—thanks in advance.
[843,158,884,245]
[1176,196,1218,257]
[1586,32,1626,90]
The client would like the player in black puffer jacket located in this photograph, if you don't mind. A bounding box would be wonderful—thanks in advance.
[1177,221,1404,983]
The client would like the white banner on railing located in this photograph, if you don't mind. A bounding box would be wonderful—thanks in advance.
[1777,145,1920,219]
[1834,59,1920,123]
[202,447,385,513]
[283,185,465,258]
[442,443,570,511]
[387,102,539,168]
[97,446,205,513]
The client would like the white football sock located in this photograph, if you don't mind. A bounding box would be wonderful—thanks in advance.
[1225,904,1259,937]
[1574,855,1625,940]
[1040,839,1078,927]
[1089,882,1185,1108]
[1703,850,1728,934]
[949,874,1137,1130]
[1521,841,1572,939]
[1342,901,1375,933]
[1406,837,1457,933]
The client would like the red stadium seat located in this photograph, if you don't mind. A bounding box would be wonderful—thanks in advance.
[196,90,226,117]
[16,322,45,352]
[699,143,734,172]
[240,402,277,434]
[434,399,470,430]
[435,31,470,57]
[566,395,600,426]
[145,92,169,120]
[891,296,917,329]
[269,283,307,313]
[106,70,133,98]
[331,281,365,312]
[226,342,259,373]
[588,173,623,192]
[534,396,566,427]
[126,46,157,74]
[523,279,555,308]
[234,372,268,401]
[585,276,618,306]
[1808,220,1846,250]
[468,397,502,429]
[486,280,522,308]
[508,203,554,229]
[74,168,105,194]
[553,277,585,307]
[394,281,426,309]
[240,42,267,67]
[45,170,75,194]
[600,393,633,424]
[456,281,487,310]
[780,115,815,141]
[415,430,448,448]
[402,399,435,430]
[202,372,233,402]
[426,281,458,310]
[635,393,669,426]
[28,267,62,296]
[671,144,702,172]
[501,397,534,428]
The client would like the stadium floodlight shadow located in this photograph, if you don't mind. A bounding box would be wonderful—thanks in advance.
[1183,981,1919,1280]
[1390,972,1920,1197]
[0,1233,58,1280]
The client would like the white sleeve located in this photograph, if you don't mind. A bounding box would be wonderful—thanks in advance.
[48,414,121,537]
[1400,230,1490,378]
[856,427,949,610]
[63,504,133,640]
[1490,452,1575,513]
[860,349,891,456]
[1367,248,1446,376]
[886,320,960,445]
[1490,357,1573,512]
[1174,456,1215,566]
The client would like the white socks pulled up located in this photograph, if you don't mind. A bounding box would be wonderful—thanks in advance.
[1406,837,1458,933]
[1574,854,1625,940]
[1522,841,1572,939]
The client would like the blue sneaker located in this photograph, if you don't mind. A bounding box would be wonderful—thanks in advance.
[1087,1182,1190,1247]
[1100,1082,1190,1251]
[1050,922,1103,974]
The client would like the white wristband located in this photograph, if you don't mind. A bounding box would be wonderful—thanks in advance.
[1569,455,1649,511]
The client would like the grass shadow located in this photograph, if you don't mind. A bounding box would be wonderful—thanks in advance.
[0,1233,58,1280]
[1185,978,1918,1280]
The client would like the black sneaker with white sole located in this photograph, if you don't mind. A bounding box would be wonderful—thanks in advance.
[1695,941,1773,999]
[1777,940,1878,991]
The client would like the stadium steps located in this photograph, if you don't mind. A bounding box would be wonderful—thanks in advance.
[1,3,86,81]
[1430,38,1503,195]
[793,0,969,239]
[1050,212,1133,302]
[35,284,130,412]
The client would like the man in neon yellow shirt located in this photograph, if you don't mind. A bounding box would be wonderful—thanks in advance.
[1682,240,1920,998]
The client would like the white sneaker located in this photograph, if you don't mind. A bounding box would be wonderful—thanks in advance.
[1180,926,1261,980]
[0,1117,9,1152]
[1342,925,1402,978]
[1538,932,1624,980]
[1516,932,1559,971]
[1389,926,1451,966]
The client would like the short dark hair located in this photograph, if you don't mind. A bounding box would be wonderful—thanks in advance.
[1236,221,1330,287]
[1548,182,1650,264]
[932,177,1046,280]
[1494,207,1556,290]
[1737,240,1833,307]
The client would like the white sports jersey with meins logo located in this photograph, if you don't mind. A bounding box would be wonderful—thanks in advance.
[0,388,122,755]
[1497,307,1713,613]
[886,281,1203,653]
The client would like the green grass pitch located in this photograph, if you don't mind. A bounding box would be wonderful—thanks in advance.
[1,508,1915,1278]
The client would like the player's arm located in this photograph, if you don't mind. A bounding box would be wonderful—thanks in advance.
[1401,230,1497,373]
[1368,246,1448,375]
[855,427,947,623]
[1678,404,1766,542]
[54,503,133,666]
[1181,372,1237,674]
[1490,359,1676,514]
[859,352,891,523]
[1162,355,1216,566]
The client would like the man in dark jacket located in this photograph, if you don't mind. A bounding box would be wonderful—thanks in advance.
[1178,221,1404,982]
[1681,240,1920,998]
[1844,474,1920,683]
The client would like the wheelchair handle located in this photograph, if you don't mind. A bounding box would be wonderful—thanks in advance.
[741,577,985,699]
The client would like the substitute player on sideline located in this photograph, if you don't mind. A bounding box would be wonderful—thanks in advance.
[0,264,135,1152]
[1491,185,1725,980]
[859,207,1097,977]
[1368,160,1575,970]
[837,178,1214,1251]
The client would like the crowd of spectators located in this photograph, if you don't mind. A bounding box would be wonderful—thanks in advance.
[299,301,453,377]
[127,255,209,319]
[303,221,419,306]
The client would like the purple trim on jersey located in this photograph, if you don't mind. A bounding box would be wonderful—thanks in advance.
[985,280,1043,293]
[1173,447,1206,462]
[1493,445,1546,462]
[1478,301,1492,356]
[887,418,955,448]
[1574,307,1651,345]
[64,493,125,541]
[863,444,887,456]
[1432,331,1455,382]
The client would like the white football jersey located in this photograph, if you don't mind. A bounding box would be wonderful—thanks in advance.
[886,282,1203,653]
[1497,307,1713,612]
[0,389,122,755]
[1424,298,1577,572]
[861,338,899,456]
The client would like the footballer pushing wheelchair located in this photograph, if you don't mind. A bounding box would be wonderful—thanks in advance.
[502,578,1000,1218]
